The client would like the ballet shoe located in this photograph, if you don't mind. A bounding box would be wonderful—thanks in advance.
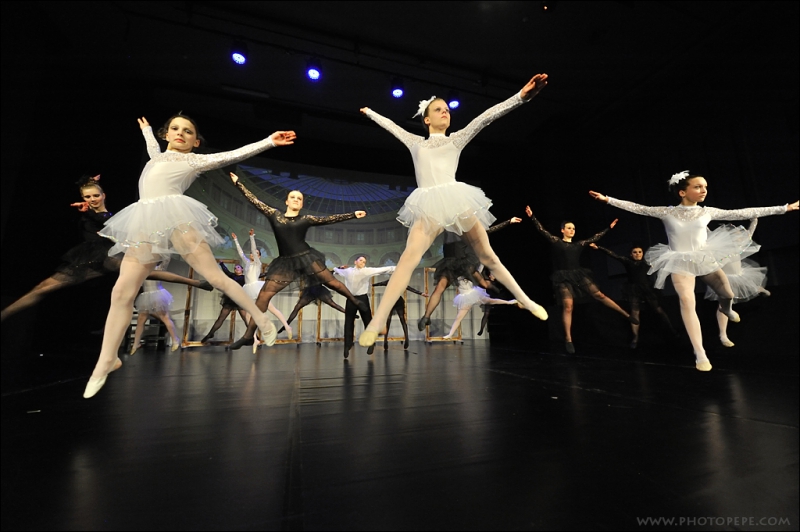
[285,326,293,340]
[417,316,431,331]
[200,333,213,344]
[198,280,214,292]
[443,334,453,339]
[695,359,713,372]
[403,339,409,349]
[565,341,575,354]
[527,302,548,321]
[171,340,181,352]
[130,342,142,355]
[260,320,278,347]
[718,304,740,323]
[227,336,254,350]
[83,358,122,399]
[628,315,640,325]
[367,344,375,355]
[252,340,259,354]
[477,330,484,336]
[720,337,735,348]
[384,343,389,351]
[359,330,378,347]
[277,326,285,334]
[629,337,638,349]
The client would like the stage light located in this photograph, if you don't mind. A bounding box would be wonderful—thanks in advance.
[541,1,556,11]
[231,41,248,65]
[447,91,460,109]
[391,78,405,98]
[306,58,321,81]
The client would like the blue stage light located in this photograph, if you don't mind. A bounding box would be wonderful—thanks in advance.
[231,41,248,65]
[306,59,321,81]
[391,78,405,98]
[447,91,460,109]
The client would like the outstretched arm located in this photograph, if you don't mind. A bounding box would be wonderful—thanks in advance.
[138,117,162,159]
[589,243,631,264]
[524,206,559,243]
[360,108,421,149]
[578,219,617,245]
[306,211,367,226]
[705,201,796,221]
[190,131,297,173]
[486,217,522,235]
[589,191,670,219]
[219,262,236,280]
[231,233,248,265]
[249,229,262,268]
[230,172,278,217]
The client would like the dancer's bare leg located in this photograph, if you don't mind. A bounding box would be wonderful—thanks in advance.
[671,273,711,370]
[701,270,738,322]
[589,288,632,320]
[268,301,292,339]
[563,298,574,343]
[443,307,471,338]
[131,311,149,354]
[360,222,441,345]
[1,271,101,321]
[630,299,641,347]
[463,222,547,320]
[716,310,734,347]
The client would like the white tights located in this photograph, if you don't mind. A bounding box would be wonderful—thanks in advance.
[671,270,735,362]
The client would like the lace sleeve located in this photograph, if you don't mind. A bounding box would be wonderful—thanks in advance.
[233,180,277,217]
[594,245,630,264]
[529,214,559,243]
[250,234,262,269]
[306,212,357,226]
[364,109,423,149]
[607,197,670,219]
[706,205,787,221]
[578,226,610,246]
[451,93,525,150]
[486,219,512,235]
[747,218,758,237]
[188,136,276,173]
[405,285,425,296]
[142,126,162,159]
[232,236,248,265]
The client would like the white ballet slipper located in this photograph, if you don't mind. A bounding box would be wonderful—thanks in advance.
[720,337,735,348]
[359,330,378,347]
[695,359,713,372]
[83,358,122,398]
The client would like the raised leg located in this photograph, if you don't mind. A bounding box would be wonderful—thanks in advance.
[444,307,471,339]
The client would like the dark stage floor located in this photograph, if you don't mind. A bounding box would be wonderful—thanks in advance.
[2,325,798,532]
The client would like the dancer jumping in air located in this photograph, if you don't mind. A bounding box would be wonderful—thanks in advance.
[226,172,372,353]
[526,206,636,354]
[442,277,520,340]
[130,262,182,354]
[83,114,296,398]
[277,283,347,335]
[589,243,679,349]
[1,174,213,322]
[358,74,551,348]
[589,171,797,371]
[199,261,249,344]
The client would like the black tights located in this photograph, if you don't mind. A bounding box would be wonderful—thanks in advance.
[384,298,410,347]
[279,294,345,333]
[204,307,248,339]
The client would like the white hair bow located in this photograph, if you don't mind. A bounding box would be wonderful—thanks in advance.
[412,95,437,118]
[668,170,690,185]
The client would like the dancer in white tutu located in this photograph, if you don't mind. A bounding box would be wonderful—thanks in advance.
[357,74,551,348]
[83,113,297,398]
[589,171,798,371]
[705,219,770,347]
[231,229,292,341]
[131,262,181,354]
[442,277,519,340]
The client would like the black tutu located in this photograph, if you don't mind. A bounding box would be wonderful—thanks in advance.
[550,268,601,305]
[263,248,328,289]
[431,256,479,284]
[54,240,121,282]
[219,293,242,311]
[621,281,660,304]
[302,284,334,304]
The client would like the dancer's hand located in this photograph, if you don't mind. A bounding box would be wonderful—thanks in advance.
[70,201,89,212]
[422,292,429,298]
[360,107,370,115]
[610,218,619,228]
[355,211,367,218]
[589,191,608,202]
[137,117,150,130]
[524,205,533,218]
[510,217,522,223]
[788,200,799,211]
[589,243,599,249]
[520,74,548,101]
[231,232,237,240]
[271,131,297,146]
[230,172,239,184]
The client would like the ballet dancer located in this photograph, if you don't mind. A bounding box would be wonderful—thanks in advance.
[418,217,522,331]
[83,114,296,398]
[226,172,372,353]
[199,261,249,344]
[334,257,396,357]
[357,74,551,348]
[526,206,636,354]
[705,219,770,347]
[589,243,678,348]
[1,174,213,322]
[589,171,798,371]
[277,283,347,335]
[442,277,520,340]
[371,280,427,350]
[231,229,292,341]
[130,262,182,354]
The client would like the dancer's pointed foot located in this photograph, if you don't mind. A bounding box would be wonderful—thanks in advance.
[227,336,254,350]
[760,288,772,297]
[628,315,640,325]
[198,280,214,292]
[417,316,431,331]
[84,358,122,399]
[696,359,713,371]
[252,340,259,354]
[403,339,409,349]
[171,340,180,352]
[285,326,293,340]
[359,330,378,347]
[200,333,213,344]
[718,302,740,323]
[277,326,285,334]
[130,342,142,355]
[565,341,575,354]
[367,344,375,355]
[525,301,548,321]
[629,337,638,349]
[443,334,453,339]
[720,336,735,348]
[384,342,389,351]
[260,320,277,347]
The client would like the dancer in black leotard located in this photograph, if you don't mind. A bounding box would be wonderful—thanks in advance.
[589,243,678,348]
[227,172,371,352]
[526,205,637,354]
[199,262,249,344]
[372,279,428,350]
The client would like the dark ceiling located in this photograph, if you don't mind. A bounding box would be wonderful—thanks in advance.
[4,1,798,152]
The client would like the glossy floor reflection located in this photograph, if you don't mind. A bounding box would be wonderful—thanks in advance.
[2,337,798,531]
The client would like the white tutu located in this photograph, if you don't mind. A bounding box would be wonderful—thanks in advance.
[397,182,496,235]
[100,195,224,263]
[705,258,767,302]
[244,280,265,300]
[645,224,760,289]
[135,288,173,313]
[453,286,491,310]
